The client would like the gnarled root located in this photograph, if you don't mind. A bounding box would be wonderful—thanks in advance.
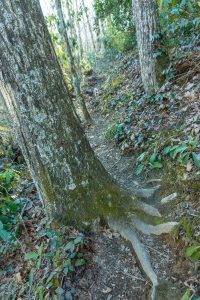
[134,198,161,217]
[135,185,160,199]
[108,212,178,300]
[108,217,158,300]
[130,216,178,235]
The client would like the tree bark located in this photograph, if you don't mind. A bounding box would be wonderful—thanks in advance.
[75,0,84,58]
[133,0,167,94]
[65,0,79,60]
[55,0,91,122]
[0,0,133,226]
[95,17,101,51]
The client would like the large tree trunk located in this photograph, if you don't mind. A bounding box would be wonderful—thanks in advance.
[0,0,131,226]
[133,0,167,94]
[55,0,91,123]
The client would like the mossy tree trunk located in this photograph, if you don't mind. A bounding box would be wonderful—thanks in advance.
[133,0,168,94]
[0,0,133,226]
[55,0,91,123]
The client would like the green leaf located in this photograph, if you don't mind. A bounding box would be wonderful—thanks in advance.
[25,252,38,260]
[186,245,200,257]
[181,289,192,300]
[149,149,158,163]
[185,245,200,262]
[5,200,18,213]
[135,164,144,175]
[63,267,69,274]
[70,252,77,259]
[150,161,163,169]
[75,258,86,267]
[192,153,200,168]
[162,146,172,155]
[6,171,11,184]
[74,236,83,245]
[169,149,178,159]
[36,285,44,300]
[0,221,3,230]
[64,241,74,251]
[0,228,10,241]
[28,269,34,287]
[177,152,190,164]
[64,258,71,267]
[174,144,188,154]
[46,271,57,284]
[137,152,146,162]
[69,265,74,271]
[182,154,190,165]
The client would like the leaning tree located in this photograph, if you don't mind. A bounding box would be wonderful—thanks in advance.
[133,0,168,94]
[0,0,176,298]
[55,0,92,123]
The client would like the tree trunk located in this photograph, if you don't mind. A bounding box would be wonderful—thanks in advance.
[0,0,132,226]
[75,0,84,58]
[64,0,82,73]
[133,0,167,94]
[82,0,96,52]
[95,17,101,51]
[55,0,91,122]
[65,0,80,61]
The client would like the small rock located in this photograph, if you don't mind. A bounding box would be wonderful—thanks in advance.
[130,133,135,141]
[102,287,112,294]
[161,193,177,204]
[16,272,22,282]
[186,161,193,172]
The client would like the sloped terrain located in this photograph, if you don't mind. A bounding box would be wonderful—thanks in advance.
[0,47,199,300]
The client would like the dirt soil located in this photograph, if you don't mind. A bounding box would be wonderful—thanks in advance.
[65,62,200,299]
[66,104,192,299]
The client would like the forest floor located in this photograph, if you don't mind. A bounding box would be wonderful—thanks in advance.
[0,50,199,300]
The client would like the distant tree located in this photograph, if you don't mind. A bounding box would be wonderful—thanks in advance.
[94,15,102,50]
[55,0,91,122]
[75,0,84,58]
[81,0,96,51]
[133,0,168,94]
[0,1,176,298]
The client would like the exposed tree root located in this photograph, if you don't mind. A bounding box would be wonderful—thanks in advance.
[135,185,160,199]
[109,217,158,300]
[108,204,178,300]
[134,198,162,217]
[131,216,178,235]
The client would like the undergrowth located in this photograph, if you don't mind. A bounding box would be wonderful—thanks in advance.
[0,136,89,300]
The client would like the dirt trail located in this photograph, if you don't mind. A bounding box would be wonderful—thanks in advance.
[72,97,183,299]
